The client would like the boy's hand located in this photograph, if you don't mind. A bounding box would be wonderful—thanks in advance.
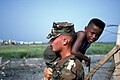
[85,58,90,67]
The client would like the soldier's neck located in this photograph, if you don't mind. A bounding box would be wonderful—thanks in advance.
[60,47,71,60]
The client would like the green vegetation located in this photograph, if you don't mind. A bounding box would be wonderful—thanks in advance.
[86,42,115,55]
[0,42,115,59]
[0,45,47,59]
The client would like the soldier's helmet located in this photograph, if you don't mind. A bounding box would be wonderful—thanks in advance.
[46,22,75,39]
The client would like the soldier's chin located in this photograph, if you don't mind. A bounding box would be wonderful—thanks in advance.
[52,48,58,52]
[52,49,55,52]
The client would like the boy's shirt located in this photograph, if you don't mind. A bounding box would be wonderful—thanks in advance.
[74,31,91,54]
[78,36,91,54]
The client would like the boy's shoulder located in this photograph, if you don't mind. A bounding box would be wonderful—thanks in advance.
[76,30,85,34]
[76,30,85,37]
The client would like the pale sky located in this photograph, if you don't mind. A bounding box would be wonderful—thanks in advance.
[0,0,120,43]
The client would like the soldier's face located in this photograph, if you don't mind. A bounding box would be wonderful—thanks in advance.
[51,35,62,52]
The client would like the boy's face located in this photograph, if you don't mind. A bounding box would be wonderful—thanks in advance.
[85,23,103,43]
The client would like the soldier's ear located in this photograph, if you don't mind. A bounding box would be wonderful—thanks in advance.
[62,39,67,45]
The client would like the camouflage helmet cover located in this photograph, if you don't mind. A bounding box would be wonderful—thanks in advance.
[46,22,75,39]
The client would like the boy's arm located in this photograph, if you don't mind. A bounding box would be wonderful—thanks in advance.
[75,52,90,67]
[72,31,85,54]
[72,31,90,67]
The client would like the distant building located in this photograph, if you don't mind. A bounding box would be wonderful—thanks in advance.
[0,39,43,45]
[33,41,42,45]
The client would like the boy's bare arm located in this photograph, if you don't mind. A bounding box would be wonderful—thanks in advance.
[72,31,85,53]
[72,31,90,67]
[75,52,90,67]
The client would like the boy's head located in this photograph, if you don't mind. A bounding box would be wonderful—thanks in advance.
[85,18,105,43]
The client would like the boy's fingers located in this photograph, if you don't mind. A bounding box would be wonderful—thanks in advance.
[85,58,91,67]
[85,61,90,67]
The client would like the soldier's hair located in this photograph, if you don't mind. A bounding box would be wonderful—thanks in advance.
[67,33,77,48]
[88,18,105,30]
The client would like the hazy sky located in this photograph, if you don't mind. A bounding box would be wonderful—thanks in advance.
[0,0,120,43]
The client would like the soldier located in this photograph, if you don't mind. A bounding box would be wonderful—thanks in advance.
[42,22,84,80]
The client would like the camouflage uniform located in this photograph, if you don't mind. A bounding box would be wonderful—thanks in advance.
[52,55,84,80]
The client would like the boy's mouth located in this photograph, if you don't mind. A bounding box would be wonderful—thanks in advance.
[89,39,95,43]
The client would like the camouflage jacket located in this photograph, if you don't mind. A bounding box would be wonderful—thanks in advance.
[52,55,84,80]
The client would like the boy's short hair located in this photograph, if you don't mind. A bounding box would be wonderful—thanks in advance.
[88,18,105,30]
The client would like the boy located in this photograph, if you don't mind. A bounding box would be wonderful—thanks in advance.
[72,18,105,66]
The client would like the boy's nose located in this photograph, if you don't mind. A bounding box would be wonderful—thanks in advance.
[92,34,96,39]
